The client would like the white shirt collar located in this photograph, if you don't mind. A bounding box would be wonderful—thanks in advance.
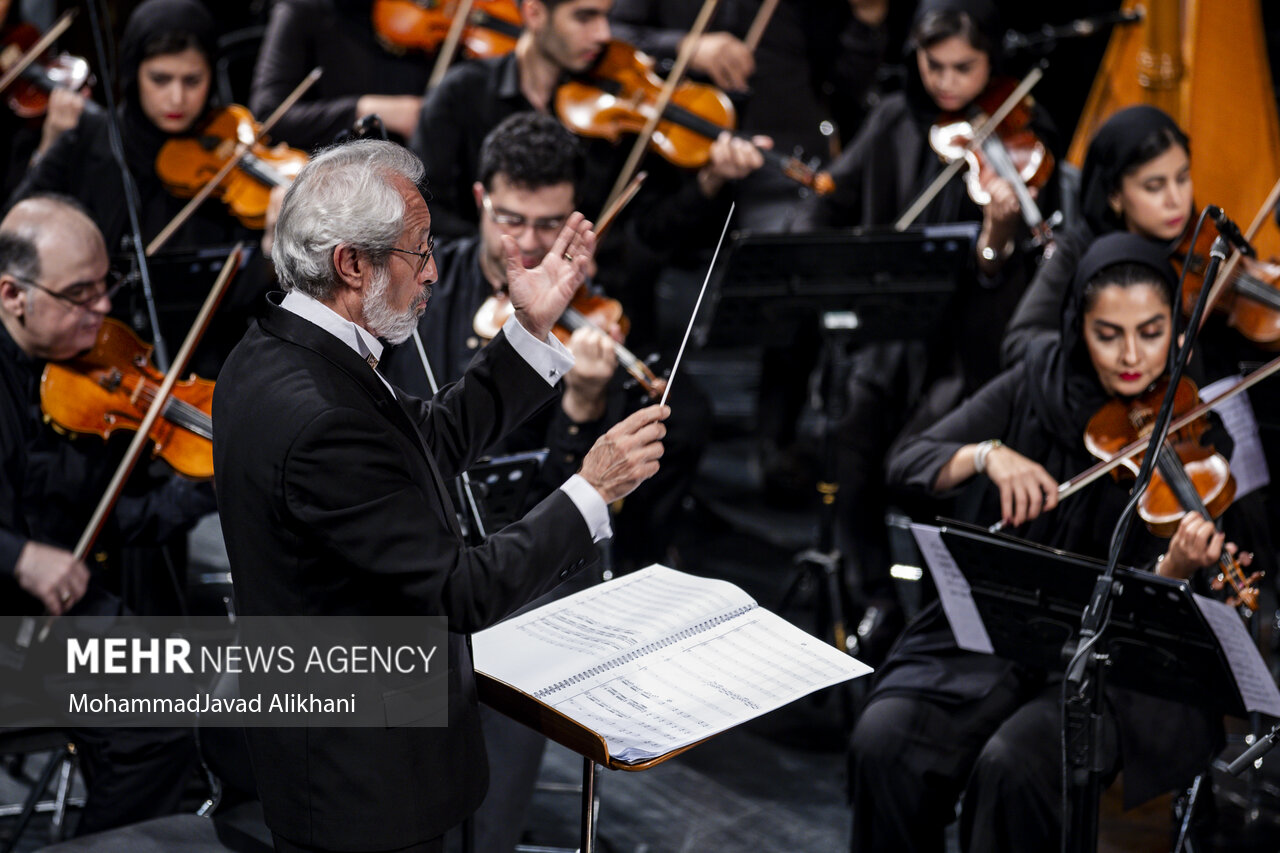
[280,289,385,366]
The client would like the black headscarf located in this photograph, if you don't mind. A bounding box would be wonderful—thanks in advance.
[1079,105,1189,237]
[1026,231,1179,448]
[116,0,219,180]
[900,0,1005,223]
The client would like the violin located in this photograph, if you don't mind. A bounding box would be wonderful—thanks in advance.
[928,75,1056,245]
[155,104,308,230]
[1170,217,1280,348]
[473,286,664,399]
[372,0,522,59]
[1083,375,1258,611]
[556,40,833,196]
[0,22,92,119]
[40,317,215,481]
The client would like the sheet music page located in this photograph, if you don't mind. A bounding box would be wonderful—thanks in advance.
[537,608,871,762]
[473,564,757,695]
[910,523,995,654]
[1201,375,1270,499]
[1193,593,1280,718]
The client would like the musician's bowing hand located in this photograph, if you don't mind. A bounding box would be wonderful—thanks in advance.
[14,541,90,616]
[579,404,669,503]
[562,327,617,423]
[982,444,1058,528]
[505,212,595,341]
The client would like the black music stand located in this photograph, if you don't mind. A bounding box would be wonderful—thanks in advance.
[922,520,1274,853]
[696,224,978,655]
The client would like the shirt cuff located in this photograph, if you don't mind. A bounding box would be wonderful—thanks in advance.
[560,474,613,543]
[503,314,575,386]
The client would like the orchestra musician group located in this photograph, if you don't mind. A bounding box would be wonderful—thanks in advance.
[3,0,1280,851]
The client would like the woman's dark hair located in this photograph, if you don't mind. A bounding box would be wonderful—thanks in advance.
[1081,261,1175,316]
[910,10,993,55]
[140,31,212,65]
[1108,126,1190,198]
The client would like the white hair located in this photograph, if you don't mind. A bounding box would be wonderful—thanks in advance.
[272,140,425,300]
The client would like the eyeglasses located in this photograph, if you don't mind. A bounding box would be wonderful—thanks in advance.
[12,271,126,308]
[482,195,570,234]
[385,236,436,277]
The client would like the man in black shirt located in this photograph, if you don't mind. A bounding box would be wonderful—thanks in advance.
[0,195,210,835]
[408,0,767,342]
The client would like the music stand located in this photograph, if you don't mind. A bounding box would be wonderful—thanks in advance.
[696,224,978,655]
[460,449,547,541]
[917,520,1279,853]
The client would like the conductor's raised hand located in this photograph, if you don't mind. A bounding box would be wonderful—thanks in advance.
[506,212,595,342]
[579,404,669,503]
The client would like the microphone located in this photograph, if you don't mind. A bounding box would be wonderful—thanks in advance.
[1207,205,1257,258]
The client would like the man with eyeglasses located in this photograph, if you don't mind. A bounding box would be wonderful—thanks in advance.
[0,195,214,834]
[214,139,669,853]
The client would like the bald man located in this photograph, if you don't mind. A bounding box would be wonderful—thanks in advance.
[0,195,213,834]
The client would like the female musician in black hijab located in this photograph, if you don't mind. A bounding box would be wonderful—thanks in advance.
[790,0,1057,661]
[7,0,266,374]
[850,232,1251,852]
[1003,105,1192,364]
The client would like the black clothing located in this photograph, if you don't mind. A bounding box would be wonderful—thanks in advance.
[249,0,434,150]
[861,240,1227,851]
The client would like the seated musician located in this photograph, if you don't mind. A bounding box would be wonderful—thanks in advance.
[791,0,1057,663]
[407,0,767,344]
[249,0,434,150]
[8,0,268,375]
[851,232,1248,852]
[0,195,215,835]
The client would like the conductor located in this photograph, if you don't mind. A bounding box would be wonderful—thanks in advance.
[212,139,668,853]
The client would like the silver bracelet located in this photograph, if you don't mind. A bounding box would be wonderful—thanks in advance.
[973,439,1003,474]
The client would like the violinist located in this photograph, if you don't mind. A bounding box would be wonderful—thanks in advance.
[1003,106,1192,366]
[408,0,766,341]
[249,0,433,151]
[0,0,90,198]
[852,232,1246,853]
[793,0,1057,663]
[1002,106,1277,588]
[0,195,215,836]
[8,0,269,375]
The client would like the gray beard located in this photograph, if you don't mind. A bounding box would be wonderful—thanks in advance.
[363,266,420,345]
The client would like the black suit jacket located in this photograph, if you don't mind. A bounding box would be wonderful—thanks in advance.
[212,298,598,849]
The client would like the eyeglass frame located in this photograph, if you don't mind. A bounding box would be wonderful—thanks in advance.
[481,195,571,235]
[8,271,127,309]
[384,236,436,277]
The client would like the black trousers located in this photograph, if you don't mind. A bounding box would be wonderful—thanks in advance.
[848,679,1119,853]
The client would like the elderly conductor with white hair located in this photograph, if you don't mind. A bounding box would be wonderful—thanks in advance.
[212,139,668,853]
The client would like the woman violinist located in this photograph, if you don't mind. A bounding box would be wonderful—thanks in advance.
[8,0,269,375]
[791,0,1057,661]
[849,232,1250,853]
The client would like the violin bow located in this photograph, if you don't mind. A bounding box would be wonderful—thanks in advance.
[660,202,734,407]
[426,0,479,91]
[895,66,1044,232]
[742,0,780,52]
[594,171,646,241]
[1197,174,1280,332]
[145,67,322,256]
[602,0,722,214]
[990,351,1280,532]
[38,243,244,642]
[0,9,76,97]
